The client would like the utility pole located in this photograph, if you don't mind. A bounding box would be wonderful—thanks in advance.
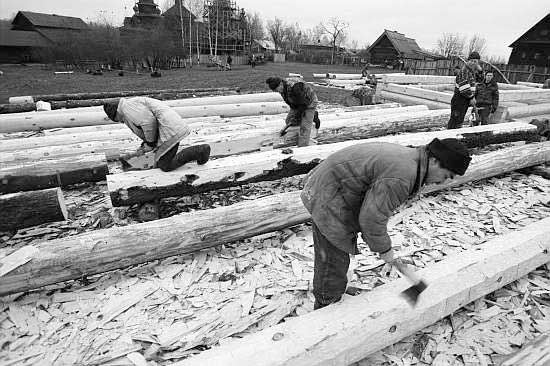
[178,0,185,64]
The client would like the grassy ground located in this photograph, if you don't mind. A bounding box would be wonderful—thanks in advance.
[0,62,392,104]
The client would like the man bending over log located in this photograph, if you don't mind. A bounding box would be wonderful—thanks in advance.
[266,76,320,147]
[301,138,472,309]
[103,97,210,171]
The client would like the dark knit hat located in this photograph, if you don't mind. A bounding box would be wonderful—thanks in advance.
[265,76,283,90]
[103,101,119,122]
[467,51,481,60]
[427,138,472,176]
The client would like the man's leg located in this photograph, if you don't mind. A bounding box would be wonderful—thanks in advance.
[447,95,469,129]
[156,143,179,171]
[157,143,211,172]
[298,108,315,147]
[312,223,350,309]
[478,106,491,125]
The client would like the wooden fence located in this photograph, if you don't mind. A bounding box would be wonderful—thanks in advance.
[404,58,550,83]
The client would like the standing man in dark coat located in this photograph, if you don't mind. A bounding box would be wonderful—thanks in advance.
[266,76,319,147]
[448,52,483,129]
[474,71,499,125]
[301,138,472,309]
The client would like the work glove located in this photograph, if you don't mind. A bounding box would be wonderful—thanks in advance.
[491,106,497,113]
[469,97,477,107]
[136,141,155,156]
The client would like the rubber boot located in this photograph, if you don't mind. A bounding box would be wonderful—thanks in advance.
[173,144,211,167]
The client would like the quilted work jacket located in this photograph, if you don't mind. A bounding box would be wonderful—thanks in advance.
[301,142,429,255]
[454,65,481,99]
[117,97,190,162]
[475,79,499,111]
[280,78,318,114]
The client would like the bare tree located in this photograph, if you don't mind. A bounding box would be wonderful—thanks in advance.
[305,24,325,44]
[246,12,265,41]
[320,17,349,64]
[267,17,285,52]
[348,39,359,51]
[436,32,466,58]
[466,34,487,57]
[282,22,305,52]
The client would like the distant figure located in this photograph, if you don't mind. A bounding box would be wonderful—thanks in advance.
[251,54,256,68]
[543,78,550,89]
[474,71,499,125]
[226,54,232,70]
[448,51,483,129]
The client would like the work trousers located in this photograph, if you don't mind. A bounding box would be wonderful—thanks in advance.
[156,143,179,172]
[473,105,491,126]
[447,94,471,129]
[284,108,317,147]
[312,223,350,310]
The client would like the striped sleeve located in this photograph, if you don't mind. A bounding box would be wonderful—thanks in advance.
[455,71,474,99]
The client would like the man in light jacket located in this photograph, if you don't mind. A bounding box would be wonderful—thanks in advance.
[301,138,472,309]
[104,97,210,171]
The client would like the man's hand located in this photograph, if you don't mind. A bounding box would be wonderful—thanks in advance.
[135,142,155,156]
[380,248,396,263]
[470,97,476,107]
[279,126,288,137]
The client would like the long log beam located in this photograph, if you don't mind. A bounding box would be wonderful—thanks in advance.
[0,102,290,133]
[107,123,541,206]
[381,75,456,84]
[506,103,550,120]
[0,107,432,164]
[500,332,550,366]
[1,142,549,295]
[172,217,550,366]
[0,154,108,193]
[378,90,450,110]
[0,106,428,153]
[0,188,68,231]
[382,83,452,104]
[8,87,235,104]
[0,90,242,114]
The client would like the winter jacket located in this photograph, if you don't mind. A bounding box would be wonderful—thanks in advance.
[475,79,499,112]
[117,97,190,162]
[301,142,429,255]
[279,78,318,124]
[454,65,481,99]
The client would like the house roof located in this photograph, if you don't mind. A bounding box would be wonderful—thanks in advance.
[509,13,550,48]
[254,39,275,50]
[13,11,87,30]
[0,24,51,47]
[36,28,82,44]
[368,30,423,57]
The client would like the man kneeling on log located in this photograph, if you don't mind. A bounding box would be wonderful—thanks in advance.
[301,138,472,309]
[266,76,320,147]
[103,97,211,172]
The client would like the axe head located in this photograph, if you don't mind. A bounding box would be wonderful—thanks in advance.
[401,280,428,306]
[119,151,156,171]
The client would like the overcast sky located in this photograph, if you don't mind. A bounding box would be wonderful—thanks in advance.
[1,1,548,59]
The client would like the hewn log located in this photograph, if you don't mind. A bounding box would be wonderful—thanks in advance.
[0,154,108,193]
[172,218,550,366]
[517,81,544,88]
[378,90,450,109]
[1,143,549,295]
[382,83,452,104]
[381,74,455,84]
[500,332,550,366]
[500,89,550,102]
[0,188,67,231]
[0,106,428,153]
[0,101,290,133]
[107,123,541,206]
[326,73,363,79]
[507,103,550,119]
[8,87,235,104]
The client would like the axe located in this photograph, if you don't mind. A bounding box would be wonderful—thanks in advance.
[394,262,428,306]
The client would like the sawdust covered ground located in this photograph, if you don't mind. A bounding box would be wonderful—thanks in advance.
[0,62,387,105]
[1,143,550,365]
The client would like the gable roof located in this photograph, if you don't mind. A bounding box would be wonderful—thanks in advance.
[368,30,423,57]
[0,24,51,47]
[509,13,550,47]
[254,39,275,50]
[13,11,87,30]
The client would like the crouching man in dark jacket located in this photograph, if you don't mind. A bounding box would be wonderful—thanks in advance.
[301,138,472,309]
[266,76,319,147]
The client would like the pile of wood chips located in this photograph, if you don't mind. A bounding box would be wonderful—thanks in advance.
[1,171,549,365]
